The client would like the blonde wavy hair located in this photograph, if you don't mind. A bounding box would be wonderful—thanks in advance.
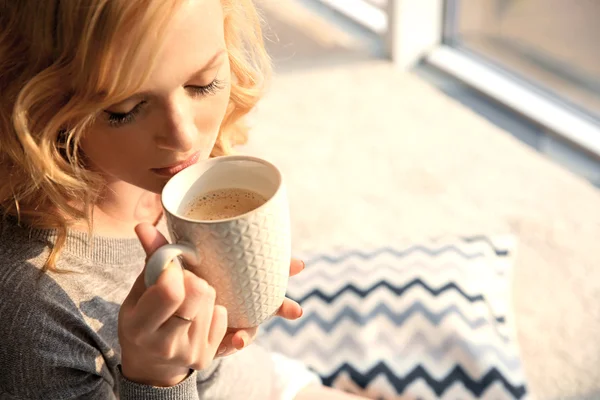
[0,0,271,271]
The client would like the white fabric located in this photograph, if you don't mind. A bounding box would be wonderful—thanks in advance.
[270,352,322,400]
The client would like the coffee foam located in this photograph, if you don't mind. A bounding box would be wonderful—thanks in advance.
[184,188,266,221]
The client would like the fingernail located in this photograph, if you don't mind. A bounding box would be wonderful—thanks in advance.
[217,344,227,355]
[300,260,306,270]
[235,337,246,350]
[298,307,304,318]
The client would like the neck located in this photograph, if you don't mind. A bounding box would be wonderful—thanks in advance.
[74,181,163,238]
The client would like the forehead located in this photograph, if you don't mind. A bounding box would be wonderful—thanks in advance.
[137,0,226,91]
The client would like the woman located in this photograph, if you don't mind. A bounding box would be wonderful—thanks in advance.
[0,0,365,398]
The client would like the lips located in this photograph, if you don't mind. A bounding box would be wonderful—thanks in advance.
[151,152,200,177]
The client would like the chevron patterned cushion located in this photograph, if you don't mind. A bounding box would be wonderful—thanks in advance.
[260,236,529,399]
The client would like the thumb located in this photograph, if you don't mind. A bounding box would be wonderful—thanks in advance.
[135,222,169,257]
[123,223,169,306]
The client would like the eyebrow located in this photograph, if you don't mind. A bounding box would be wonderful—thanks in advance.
[107,48,227,108]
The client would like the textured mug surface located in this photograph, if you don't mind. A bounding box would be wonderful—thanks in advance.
[148,156,291,328]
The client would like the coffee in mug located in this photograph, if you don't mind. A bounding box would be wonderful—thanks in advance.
[183,188,267,221]
[144,155,291,328]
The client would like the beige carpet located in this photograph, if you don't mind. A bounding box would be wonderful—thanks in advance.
[241,61,600,400]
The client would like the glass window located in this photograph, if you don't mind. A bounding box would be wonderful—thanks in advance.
[445,0,600,121]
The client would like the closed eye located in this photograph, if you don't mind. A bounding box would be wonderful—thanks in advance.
[186,79,226,97]
[103,79,226,128]
[104,101,147,128]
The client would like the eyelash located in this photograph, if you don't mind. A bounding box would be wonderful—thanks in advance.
[106,102,145,127]
[106,79,226,128]
[188,78,226,97]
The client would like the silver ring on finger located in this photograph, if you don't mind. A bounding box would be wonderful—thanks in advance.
[173,313,194,323]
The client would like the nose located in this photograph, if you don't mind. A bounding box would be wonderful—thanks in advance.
[154,96,196,152]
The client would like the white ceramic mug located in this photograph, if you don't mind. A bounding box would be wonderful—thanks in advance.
[145,155,291,328]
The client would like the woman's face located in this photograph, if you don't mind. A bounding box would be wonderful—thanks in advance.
[81,0,230,194]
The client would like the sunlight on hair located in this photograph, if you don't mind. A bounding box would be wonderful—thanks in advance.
[0,0,271,271]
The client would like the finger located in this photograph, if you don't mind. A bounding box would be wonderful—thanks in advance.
[231,327,258,350]
[179,272,216,341]
[289,259,305,277]
[135,222,169,257]
[215,331,235,358]
[124,223,171,307]
[180,270,213,325]
[129,262,186,333]
[216,326,258,357]
[208,305,228,354]
[275,298,303,320]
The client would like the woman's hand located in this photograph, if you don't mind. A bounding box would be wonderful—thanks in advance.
[118,222,305,387]
[118,223,228,387]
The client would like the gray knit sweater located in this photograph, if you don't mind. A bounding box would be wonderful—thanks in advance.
[0,216,308,399]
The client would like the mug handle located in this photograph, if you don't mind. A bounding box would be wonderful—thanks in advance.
[144,243,200,288]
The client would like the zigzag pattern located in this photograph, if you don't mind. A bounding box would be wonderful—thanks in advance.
[268,337,524,383]
[264,302,491,335]
[288,260,490,292]
[461,235,510,256]
[321,362,527,399]
[302,250,491,269]
[267,330,522,372]
[304,245,486,266]
[293,279,485,305]
[260,240,527,399]
[328,371,399,400]
[329,373,527,400]
[264,314,509,350]
[295,288,505,326]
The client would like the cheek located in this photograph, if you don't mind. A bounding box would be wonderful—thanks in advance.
[80,128,149,175]
[194,82,232,134]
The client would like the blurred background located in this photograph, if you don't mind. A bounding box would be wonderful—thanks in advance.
[244,1,600,399]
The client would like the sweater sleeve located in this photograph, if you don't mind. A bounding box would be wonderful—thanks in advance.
[0,260,199,400]
[118,368,200,400]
